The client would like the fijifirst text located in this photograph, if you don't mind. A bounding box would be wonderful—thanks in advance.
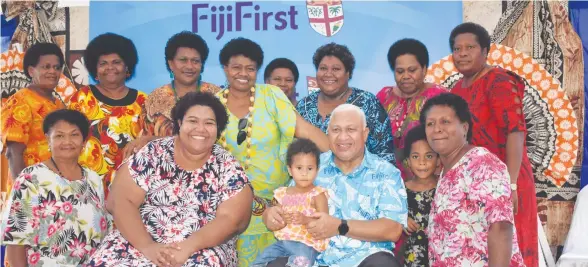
[192,2,299,40]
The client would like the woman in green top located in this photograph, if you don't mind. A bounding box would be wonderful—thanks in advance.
[216,37,328,267]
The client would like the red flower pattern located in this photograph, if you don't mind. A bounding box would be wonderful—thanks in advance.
[428,147,525,267]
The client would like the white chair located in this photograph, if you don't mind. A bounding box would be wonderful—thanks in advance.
[557,186,588,267]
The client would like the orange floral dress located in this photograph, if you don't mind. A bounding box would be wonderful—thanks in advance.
[1,88,66,166]
[67,85,146,194]
[274,186,329,252]
[1,88,66,206]
[139,82,220,137]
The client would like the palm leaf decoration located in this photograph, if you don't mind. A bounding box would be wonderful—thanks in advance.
[329,6,342,16]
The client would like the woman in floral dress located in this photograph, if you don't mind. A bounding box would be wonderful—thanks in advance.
[85,92,253,266]
[3,109,111,267]
[297,42,395,164]
[420,93,524,267]
[2,42,67,185]
[376,38,445,180]
[449,22,538,267]
[1,43,69,267]
[67,33,146,195]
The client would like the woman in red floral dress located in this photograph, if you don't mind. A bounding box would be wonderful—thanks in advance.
[376,38,446,180]
[449,22,538,267]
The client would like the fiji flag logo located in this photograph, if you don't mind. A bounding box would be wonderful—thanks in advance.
[306,0,344,37]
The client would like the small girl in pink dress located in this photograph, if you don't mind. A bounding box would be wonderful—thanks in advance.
[252,138,329,267]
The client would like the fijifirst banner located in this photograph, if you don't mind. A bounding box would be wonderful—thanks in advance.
[192,2,300,40]
[89,1,462,96]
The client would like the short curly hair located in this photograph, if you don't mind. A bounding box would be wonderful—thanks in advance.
[165,31,209,73]
[402,124,428,161]
[263,58,299,83]
[449,22,491,55]
[171,92,228,139]
[387,38,429,70]
[286,138,321,167]
[43,109,90,141]
[219,37,264,69]
[419,93,473,142]
[84,33,138,81]
[23,42,65,79]
[313,43,356,78]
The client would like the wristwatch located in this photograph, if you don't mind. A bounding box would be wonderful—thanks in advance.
[510,184,518,191]
[338,219,349,236]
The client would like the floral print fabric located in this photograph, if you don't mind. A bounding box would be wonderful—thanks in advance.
[1,88,65,167]
[140,82,220,137]
[427,147,525,267]
[273,186,329,252]
[451,67,538,266]
[1,163,111,266]
[375,85,445,179]
[67,85,146,194]
[404,188,435,267]
[85,137,250,266]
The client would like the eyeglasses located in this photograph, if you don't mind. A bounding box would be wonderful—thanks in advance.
[237,118,249,145]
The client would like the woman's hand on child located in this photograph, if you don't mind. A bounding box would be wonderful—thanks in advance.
[407,218,420,233]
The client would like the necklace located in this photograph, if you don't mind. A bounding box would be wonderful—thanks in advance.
[51,157,85,180]
[171,79,201,101]
[219,86,256,170]
[320,86,350,102]
[393,97,414,139]
[337,87,350,100]
[463,65,489,87]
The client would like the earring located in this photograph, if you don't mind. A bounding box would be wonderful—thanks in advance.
[169,72,174,79]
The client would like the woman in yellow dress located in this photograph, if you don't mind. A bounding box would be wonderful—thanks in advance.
[2,42,66,182]
[217,37,329,266]
[125,31,220,156]
[1,43,68,267]
[67,33,146,196]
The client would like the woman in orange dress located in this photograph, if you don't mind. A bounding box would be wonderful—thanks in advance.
[1,43,67,267]
[67,33,146,195]
[124,31,220,156]
[2,42,66,181]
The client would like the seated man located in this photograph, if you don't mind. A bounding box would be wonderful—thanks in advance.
[262,104,408,267]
